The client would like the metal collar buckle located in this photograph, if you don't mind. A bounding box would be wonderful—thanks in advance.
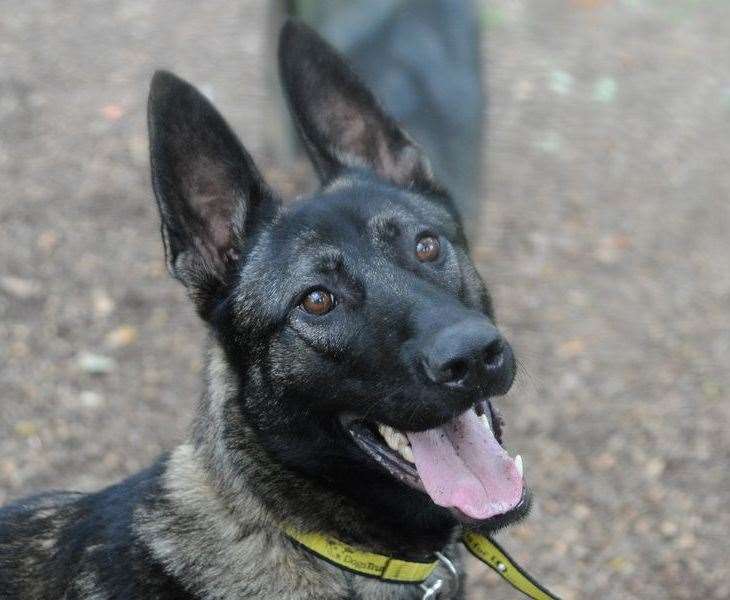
[420,551,459,599]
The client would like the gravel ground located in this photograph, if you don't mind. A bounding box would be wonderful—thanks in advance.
[1,2,729,599]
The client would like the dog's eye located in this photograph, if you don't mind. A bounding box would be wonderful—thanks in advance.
[301,289,335,316]
[415,235,440,262]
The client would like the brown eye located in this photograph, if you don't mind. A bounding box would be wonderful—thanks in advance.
[301,289,335,316]
[416,235,440,262]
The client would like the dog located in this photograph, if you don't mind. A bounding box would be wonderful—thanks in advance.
[0,21,530,599]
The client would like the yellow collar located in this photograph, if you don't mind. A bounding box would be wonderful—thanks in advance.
[284,525,561,599]
[284,525,438,583]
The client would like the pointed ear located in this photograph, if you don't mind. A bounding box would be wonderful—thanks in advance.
[148,71,276,317]
[278,20,433,188]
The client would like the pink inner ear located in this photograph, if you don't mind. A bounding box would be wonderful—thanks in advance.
[376,136,427,187]
[316,94,372,160]
[313,87,429,187]
[179,158,239,262]
[208,210,234,252]
[196,193,236,259]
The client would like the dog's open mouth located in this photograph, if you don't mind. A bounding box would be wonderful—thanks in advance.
[342,400,528,527]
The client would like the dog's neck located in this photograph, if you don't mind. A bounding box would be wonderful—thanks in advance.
[143,444,461,600]
[136,343,462,598]
[187,342,458,559]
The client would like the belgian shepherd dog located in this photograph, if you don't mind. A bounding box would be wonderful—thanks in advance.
[0,21,530,599]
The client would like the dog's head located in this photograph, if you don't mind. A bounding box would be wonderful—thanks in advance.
[148,21,528,535]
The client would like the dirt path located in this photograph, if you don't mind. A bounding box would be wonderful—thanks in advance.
[1,2,728,598]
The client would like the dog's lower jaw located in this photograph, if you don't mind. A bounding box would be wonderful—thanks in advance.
[206,342,460,551]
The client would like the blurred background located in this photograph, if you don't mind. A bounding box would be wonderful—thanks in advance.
[1,2,729,598]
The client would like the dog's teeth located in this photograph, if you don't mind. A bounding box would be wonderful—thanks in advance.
[377,424,396,447]
[515,454,524,478]
[479,413,492,432]
[376,423,413,463]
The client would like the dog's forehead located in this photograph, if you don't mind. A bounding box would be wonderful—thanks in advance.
[272,175,455,252]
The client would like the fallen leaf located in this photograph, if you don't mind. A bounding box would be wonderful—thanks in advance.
[92,289,115,318]
[101,104,124,121]
[558,338,586,358]
[593,77,618,103]
[570,0,611,8]
[591,452,617,471]
[609,556,630,573]
[77,352,116,375]
[660,521,678,538]
[535,131,564,154]
[595,234,631,264]
[644,457,666,479]
[14,420,39,437]
[36,230,58,252]
[549,70,574,96]
[0,276,42,299]
[79,390,104,408]
[105,325,138,348]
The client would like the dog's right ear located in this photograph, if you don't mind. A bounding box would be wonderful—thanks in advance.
[148,71,277,318]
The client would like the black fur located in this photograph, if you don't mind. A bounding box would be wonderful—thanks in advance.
[0,21,522,599]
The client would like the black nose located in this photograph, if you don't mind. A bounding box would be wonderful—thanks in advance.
[420,319,512,393]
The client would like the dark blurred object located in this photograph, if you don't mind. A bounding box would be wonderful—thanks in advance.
[268,0,485,237]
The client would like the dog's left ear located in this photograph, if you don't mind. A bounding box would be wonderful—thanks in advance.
[148,71,277,318]
[278,20,433,189]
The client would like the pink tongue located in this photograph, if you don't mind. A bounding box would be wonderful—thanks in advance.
[406,410,523,520]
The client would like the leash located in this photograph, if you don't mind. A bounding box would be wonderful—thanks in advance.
[284,525,561,599]
[462,531,560,600]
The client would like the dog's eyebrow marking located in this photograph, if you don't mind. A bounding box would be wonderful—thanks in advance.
[369,212,409,244]
[286,229,348,275]
[313,248,345,274]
